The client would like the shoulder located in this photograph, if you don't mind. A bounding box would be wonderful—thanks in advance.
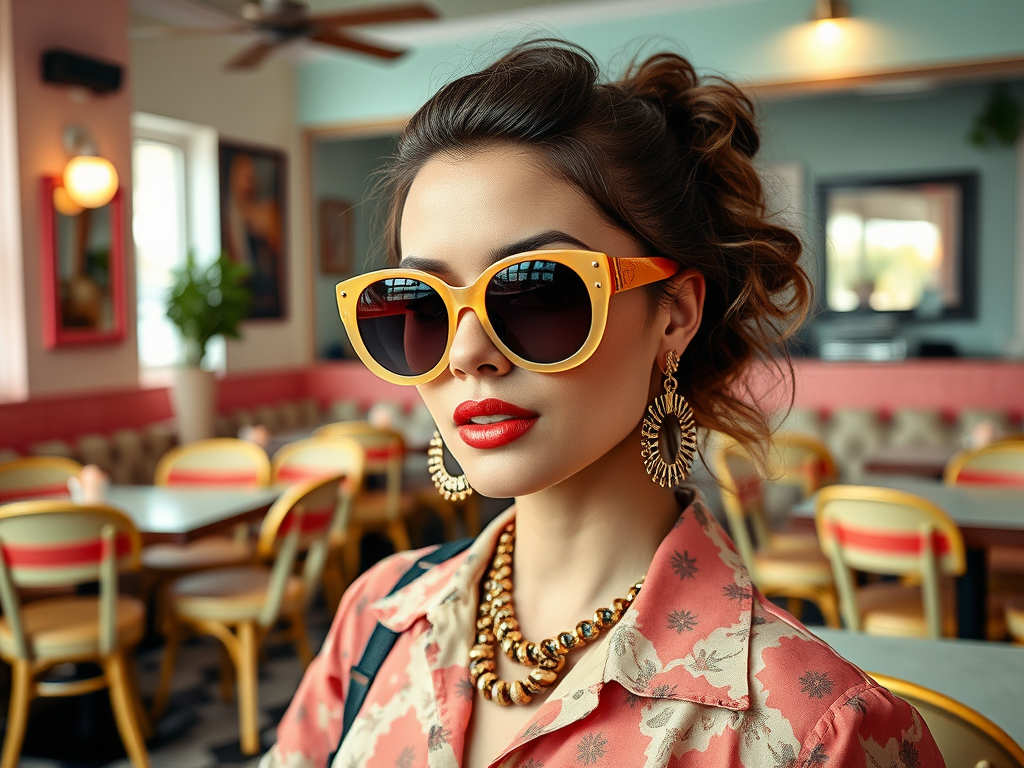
[747,596,943,766]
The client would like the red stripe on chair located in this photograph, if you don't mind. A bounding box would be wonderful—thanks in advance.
[1,532,132,568]
[279,506,335,535]
[825,522,954,556]
[276,465,335,482]
[0,483,71,503]
[363,447,402,462]
[165,469,259,486]
[954,469,1024,486]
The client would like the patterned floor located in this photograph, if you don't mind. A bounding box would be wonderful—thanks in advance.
[15,610,331,768]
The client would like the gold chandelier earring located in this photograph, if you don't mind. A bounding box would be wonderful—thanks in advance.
[641,349,697,487]
[428,431,473,501]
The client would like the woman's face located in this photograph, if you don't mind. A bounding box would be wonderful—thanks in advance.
[400,146,674,499]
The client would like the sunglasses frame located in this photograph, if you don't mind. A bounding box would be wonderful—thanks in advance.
[335,249,680,386]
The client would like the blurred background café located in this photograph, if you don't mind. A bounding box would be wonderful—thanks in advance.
[1,0,1024,765]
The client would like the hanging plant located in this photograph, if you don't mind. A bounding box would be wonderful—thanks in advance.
[968,83,1022,148]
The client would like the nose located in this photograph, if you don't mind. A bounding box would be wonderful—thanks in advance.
[448,308,513,380]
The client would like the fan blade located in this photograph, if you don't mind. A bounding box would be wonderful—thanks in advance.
[225,40,279,69]
[309,3,437,27]
[310,28,404,59]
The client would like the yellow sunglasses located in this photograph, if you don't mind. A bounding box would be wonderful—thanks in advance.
[335,249,680,386]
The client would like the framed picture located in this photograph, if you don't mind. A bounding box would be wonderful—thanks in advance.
[816,173,978,319]
[320,199,354,275]
[219,140,287,319]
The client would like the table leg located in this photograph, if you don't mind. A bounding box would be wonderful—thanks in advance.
[956,547,987,640]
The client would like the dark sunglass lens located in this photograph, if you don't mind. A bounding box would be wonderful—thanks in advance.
[486,260,592,364]
[356,278,448,376]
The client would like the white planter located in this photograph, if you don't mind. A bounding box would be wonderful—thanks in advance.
[172,367,217,445]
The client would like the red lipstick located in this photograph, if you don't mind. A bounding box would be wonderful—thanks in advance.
[454,399,538,449]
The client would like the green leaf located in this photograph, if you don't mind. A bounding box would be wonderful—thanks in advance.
[165,251,252,367]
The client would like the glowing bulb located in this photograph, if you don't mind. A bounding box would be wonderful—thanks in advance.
[816,18,843,45]
[62,155,118,208]
[52,185,84,217]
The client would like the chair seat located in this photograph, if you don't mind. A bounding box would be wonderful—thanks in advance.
[142,538,253,574]
[170,566,304,623]
[856,582,958,638]
[0,596,145,660]
[753,547,834,588]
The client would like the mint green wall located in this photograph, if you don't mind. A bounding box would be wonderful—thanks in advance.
[311,136,394,358]
[301,1,1024,357]
[759,81,1023,356]
[298,0,1024,126]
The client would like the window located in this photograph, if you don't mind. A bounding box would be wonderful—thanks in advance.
[133,137,186,369]
[131,113,222,377]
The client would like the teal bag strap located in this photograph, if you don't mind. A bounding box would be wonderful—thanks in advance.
[328,538,473,764]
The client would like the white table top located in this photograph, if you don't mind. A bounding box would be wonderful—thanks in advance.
[792,476,1024,534]
[104,485,281,541]
[814,628,1024,746]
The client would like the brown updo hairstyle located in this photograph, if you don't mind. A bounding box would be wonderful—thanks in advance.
[377,39,811,456]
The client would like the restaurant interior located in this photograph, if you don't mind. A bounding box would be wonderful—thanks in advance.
[1,0,1024,765]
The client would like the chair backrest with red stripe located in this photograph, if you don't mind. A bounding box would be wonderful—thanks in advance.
[0,457,83,505]
[772,432,838,496]
[816,485,965,638]
[816,485,965,576]
[271,436,365,490]
[313,423,405,518]
[155,438,271,488]
[944,442,1024,487]
[254,474,344,626]
[0,501,142,588]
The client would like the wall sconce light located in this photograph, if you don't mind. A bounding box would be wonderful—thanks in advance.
[59,125,119,209]
[812,0,850,44]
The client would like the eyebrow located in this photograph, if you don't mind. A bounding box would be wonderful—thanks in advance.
[398,229,594,274]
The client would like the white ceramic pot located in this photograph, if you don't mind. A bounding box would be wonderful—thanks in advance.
[172,367,217,445]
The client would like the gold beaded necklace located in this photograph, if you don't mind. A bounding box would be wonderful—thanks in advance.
[468,522,644,706]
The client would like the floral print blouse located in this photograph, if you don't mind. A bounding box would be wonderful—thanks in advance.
[261,495,944,768]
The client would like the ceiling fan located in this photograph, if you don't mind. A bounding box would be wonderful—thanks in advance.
[139,0,439,69]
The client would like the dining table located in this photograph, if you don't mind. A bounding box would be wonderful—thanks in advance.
[103,485,282,545]
[791,475,1024,640]
[860,445,960,480]
[813,628,1024,748]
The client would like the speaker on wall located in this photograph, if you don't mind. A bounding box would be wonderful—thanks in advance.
[41,49,123,94]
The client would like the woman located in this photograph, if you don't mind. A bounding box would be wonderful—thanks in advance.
[263,41,941,768]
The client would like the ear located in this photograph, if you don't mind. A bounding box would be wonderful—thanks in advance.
[656,269,705,372]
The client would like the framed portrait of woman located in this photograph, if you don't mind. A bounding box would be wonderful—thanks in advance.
[219,140,287,319]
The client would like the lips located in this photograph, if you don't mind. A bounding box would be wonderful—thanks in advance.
[454,398,538,449]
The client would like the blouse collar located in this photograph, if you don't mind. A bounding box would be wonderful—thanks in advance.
[370,491,753,712]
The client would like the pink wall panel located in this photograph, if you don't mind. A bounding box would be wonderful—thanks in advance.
[2,360,1022,453]
[305,362,422,412]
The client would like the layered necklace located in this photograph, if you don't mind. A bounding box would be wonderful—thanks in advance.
[469,521,644,706]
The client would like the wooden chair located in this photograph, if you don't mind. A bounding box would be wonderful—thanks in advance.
[0,456,82,504]
[715,436,840,626]
[816,485,965,639]
[154,437,271,487]
[144,438,273,626]
[271,436,366,610]
[868,673,1024,768]
[0,500,149,768]
[946,441,1024,600]
[151,474,344,755]
[314,421,418,555]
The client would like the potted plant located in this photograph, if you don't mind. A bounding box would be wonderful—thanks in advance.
[166,252,251,444]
